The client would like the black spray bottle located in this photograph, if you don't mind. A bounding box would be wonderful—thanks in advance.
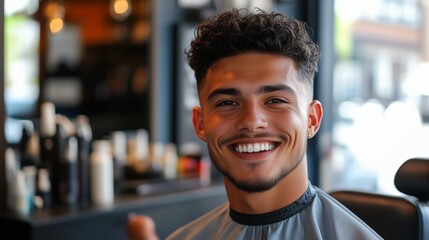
[19,121,35,167]
[75,115,92,206]
[111,131,127,193]
[48,115,69,205]
[59,136,79,207]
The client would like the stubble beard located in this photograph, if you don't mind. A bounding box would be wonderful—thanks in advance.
[208,144,307,193]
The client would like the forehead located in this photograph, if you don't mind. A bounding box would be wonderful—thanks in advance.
[209,53,295,78]
[200,53,308,97]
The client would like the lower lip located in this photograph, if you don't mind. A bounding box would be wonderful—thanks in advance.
[230,148,274,160]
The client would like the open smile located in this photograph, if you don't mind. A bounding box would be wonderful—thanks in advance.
[232,142,277,153]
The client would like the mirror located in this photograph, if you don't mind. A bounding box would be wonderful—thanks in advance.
[5,0,151,141]
[42,0,151,139]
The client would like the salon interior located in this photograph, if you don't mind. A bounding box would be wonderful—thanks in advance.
[1,0,429,239]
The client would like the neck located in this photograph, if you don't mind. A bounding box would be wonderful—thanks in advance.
[225,160,309,214]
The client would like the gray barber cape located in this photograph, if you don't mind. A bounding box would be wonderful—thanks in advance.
[167,184,382,239]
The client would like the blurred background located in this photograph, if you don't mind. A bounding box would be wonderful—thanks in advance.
[3,0,429,195]
[1,0,429,238]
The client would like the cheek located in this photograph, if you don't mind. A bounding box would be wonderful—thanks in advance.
[270,111,306,131]
[200,116,220,152]
[203,115,231,139]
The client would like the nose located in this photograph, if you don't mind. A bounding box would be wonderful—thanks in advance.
[236,103,268,132]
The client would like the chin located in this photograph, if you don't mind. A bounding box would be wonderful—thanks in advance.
[234,181,278,193]
[225,171,285,193]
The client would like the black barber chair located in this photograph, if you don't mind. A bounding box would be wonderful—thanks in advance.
[330,158,429,240]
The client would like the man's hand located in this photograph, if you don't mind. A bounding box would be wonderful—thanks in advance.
[127,214,160,240]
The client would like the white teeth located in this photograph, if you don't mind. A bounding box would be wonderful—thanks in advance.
[254,143,260,152]
[247,144,253,153]
[234,143,274,153]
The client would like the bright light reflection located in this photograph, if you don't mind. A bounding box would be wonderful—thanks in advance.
[49,17,64,33]
[110,0,132,21]
[114,0,130,14]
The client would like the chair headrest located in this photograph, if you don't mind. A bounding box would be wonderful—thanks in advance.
[394,158,429,201]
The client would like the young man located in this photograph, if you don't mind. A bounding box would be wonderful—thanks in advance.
[129,9,382,239]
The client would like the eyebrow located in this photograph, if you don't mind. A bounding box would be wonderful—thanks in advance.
[207,84,296,101]
[207,88,241,102]
[257,84,296,97]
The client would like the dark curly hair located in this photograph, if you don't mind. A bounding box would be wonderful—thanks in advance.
[186,9,320,89]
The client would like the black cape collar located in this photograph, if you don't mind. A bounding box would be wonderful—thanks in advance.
[229,185,316,226]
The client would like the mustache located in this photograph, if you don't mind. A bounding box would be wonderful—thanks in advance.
[220,132,285,145]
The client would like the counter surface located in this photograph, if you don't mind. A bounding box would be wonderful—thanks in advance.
[0,183,227,240]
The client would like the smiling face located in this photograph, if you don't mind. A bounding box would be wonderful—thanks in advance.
[193,53,322,193]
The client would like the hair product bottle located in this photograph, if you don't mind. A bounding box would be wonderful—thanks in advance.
[75,115,92,206]
[111,131,127,193]
[36,168,51,208]
[22,166,37,212]
[90,140,114,207]
[39,102,56,169]
[59,137,79,207]
[39,102,57,204]
[5,147,19,210]
[19,121,38,167]
[162,143,178,180]
[12,170,30,215]
[51,115,68,205]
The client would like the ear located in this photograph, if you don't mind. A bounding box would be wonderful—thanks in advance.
[307,100,323,138]
[192,106,207,142]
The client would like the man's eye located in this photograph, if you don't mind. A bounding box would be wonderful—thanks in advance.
[217,100,237,107]
[267,98,287,104]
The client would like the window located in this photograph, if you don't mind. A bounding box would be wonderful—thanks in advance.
[326,0,429,194]
[4,0,40,143]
